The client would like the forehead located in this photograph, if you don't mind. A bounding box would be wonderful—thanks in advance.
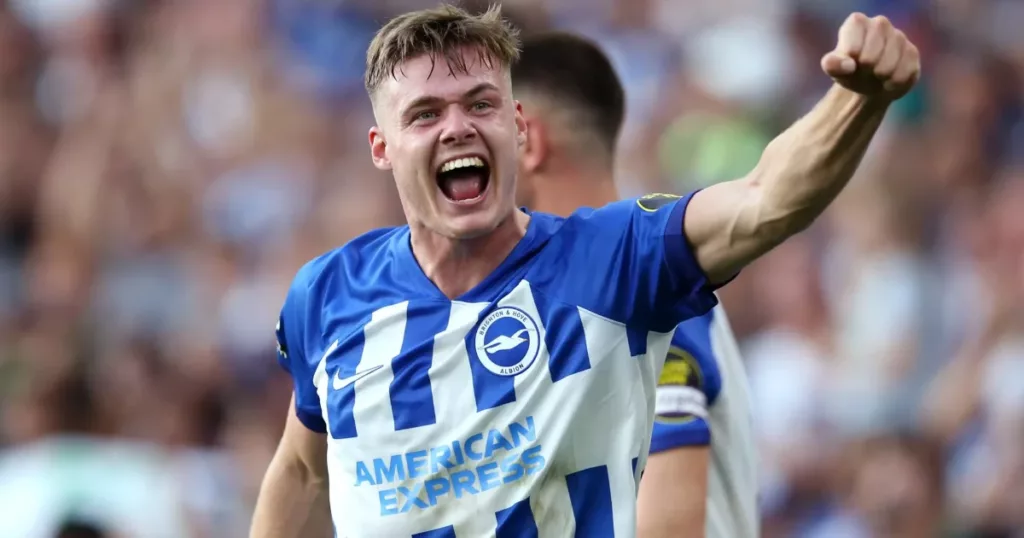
[378,47,510,110]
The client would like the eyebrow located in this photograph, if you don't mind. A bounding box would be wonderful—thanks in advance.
[401,82,501,116]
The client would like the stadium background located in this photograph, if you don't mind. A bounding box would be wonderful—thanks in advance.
[0,0,1022,536]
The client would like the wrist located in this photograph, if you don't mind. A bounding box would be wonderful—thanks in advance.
[830,83,894,112]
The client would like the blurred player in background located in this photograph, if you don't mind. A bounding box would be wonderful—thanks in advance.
[250,3,919,536]
[512,32,758,538]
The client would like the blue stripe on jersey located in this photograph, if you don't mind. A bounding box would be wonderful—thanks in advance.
[531,289,591,381]
[626,326,647,356]
[566,465,615,537]
[412,525,455,538]
[466,307,517,411]
[495,498,539,538]
[326,323,369,439]
[391,302,448,430]
[651,418,711,452]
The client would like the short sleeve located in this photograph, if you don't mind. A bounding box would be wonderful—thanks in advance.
[276,269,327,433]
[651,419,711,453]
[650,323,720,453]
[555,191,718,331]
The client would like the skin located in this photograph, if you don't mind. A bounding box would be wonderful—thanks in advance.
[250,12,920,537]
[249,395,330,538]
[684,14,920,285]
[515,90,711,538]
[368,47,529,299]
[515,12,920,538]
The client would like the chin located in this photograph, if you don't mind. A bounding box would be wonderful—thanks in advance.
[437,206,506,240]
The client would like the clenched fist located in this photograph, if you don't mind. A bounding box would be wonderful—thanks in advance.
[821,13,921,101]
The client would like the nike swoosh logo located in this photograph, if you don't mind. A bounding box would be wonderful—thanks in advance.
[333,365,383,390]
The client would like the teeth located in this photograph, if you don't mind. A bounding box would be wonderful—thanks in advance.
[439,156,486,173]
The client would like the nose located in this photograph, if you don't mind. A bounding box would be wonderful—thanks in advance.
[439,109,477,145]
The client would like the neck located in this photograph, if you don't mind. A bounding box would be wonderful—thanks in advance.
[529,163,618,218]
[409,210,531,298]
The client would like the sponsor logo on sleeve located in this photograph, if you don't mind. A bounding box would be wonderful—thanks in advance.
[654,346,708,424]
[637,193,682,212]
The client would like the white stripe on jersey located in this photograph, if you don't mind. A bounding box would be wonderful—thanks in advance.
[353,302,407,435]
[578,307,645,538]
[706,306,759,538]
[316,280,678,537]
[429,301,487,427]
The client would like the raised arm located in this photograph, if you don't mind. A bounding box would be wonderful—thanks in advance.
[685,13,920,284]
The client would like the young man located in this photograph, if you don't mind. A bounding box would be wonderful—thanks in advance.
[250,4,920,537]
[511,32,758,538]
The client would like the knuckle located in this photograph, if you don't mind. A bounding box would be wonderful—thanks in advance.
[849,12,869,24]
[872,15,892,29]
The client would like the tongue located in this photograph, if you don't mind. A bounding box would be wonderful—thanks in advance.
[445,176,483,201]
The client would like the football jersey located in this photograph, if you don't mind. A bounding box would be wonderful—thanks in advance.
[649,305,759,538]
[275,193,719,537]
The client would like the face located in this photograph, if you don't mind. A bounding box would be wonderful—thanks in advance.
[369,47,527,239]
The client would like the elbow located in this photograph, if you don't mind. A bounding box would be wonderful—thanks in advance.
[298,459,330,490]
[272,444,329,492]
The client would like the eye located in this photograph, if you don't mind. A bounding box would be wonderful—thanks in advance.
[414,110,439,122]
[471,101,493,112]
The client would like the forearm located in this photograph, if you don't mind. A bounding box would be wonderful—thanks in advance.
[751,84,888,240]
[684,12,919,283]
[687,85,890,282]
[250,453,331,538]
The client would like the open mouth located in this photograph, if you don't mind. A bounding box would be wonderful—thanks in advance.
[436,156,491,203]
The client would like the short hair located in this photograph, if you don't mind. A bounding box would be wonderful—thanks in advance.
[365,4,521,97]
[511,32,625,152]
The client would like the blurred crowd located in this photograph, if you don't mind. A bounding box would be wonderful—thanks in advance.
[0,0,1022,536]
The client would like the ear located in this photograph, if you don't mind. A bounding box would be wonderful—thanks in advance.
[369,126,391,171]
[514,101,528,148]
[519,115,547,174]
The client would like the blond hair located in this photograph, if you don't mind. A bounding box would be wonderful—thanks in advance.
[365,4,521,97]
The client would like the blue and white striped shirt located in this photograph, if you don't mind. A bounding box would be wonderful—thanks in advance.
[275,193,718,537]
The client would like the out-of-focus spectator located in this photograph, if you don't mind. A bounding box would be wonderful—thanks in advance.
[54,519,114,538]
[802,432,949,538]
[1,0,1023,536]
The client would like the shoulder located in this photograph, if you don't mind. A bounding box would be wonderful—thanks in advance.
[565,193,690,225]
[527,193,694,247]
[559,199,633,233]
[292,225,408,294]
[279,226,409,359]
